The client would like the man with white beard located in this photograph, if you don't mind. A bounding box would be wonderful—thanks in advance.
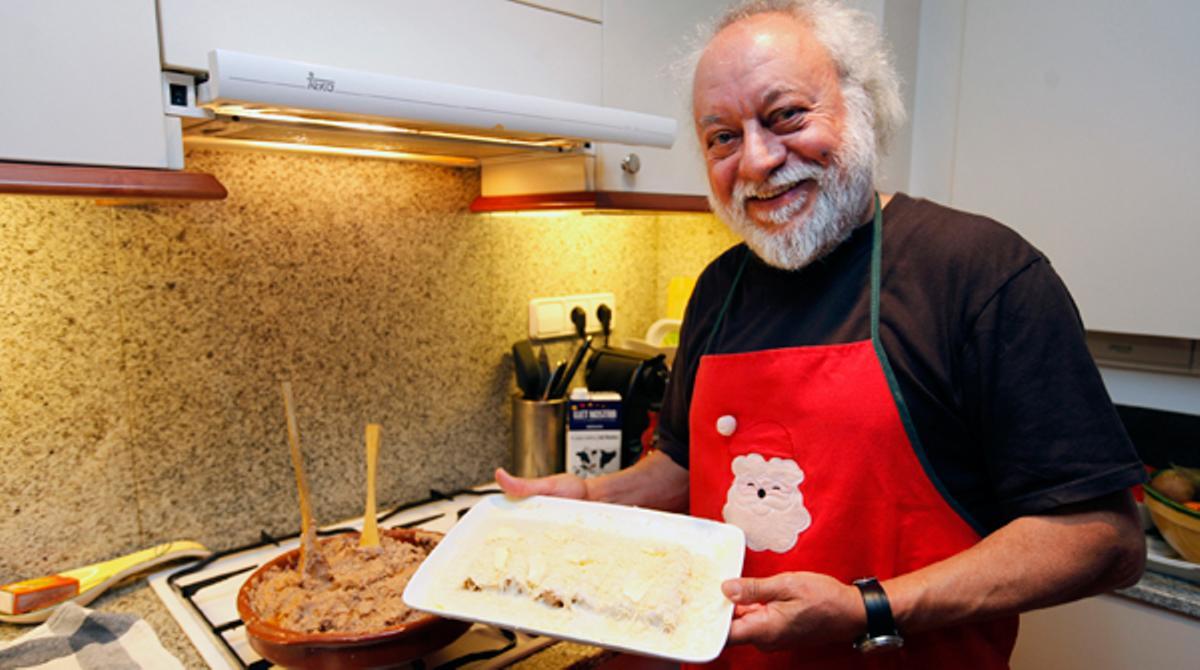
[499,1,1147,667]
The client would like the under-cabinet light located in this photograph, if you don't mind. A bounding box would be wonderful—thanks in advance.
[184,136,478,166]
[209,106,575,151]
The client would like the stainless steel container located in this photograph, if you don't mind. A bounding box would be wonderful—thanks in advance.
[511,395,566,478]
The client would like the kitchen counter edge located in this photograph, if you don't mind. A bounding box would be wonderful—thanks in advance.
[1115,569,1200,618]
[2,571,1197,667]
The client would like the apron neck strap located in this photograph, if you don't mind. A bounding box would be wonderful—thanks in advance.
[703,193,884,356]
[868,191,884,345]
[703,245,752,356]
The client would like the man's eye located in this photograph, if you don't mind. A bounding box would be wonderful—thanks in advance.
[708,130,736,147]
[770,107,806,128]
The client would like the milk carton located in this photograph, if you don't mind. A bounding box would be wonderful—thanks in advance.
[566,389,622,478]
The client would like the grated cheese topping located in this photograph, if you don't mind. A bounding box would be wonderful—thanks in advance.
[448,521,723,653]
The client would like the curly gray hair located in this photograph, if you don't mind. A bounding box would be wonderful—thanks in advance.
[689,0,906,156]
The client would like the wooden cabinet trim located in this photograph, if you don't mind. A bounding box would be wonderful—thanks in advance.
[0,162,227,201]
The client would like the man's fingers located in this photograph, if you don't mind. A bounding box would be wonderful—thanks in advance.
[495,467,532,496]
[495,467,586,499]
[727,603,772,646]
[732,602,764,617]
[722,575,795,604]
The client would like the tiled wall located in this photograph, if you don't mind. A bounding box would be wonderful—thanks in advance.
[0,149,736,580]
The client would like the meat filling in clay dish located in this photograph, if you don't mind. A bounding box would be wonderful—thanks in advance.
[249,531,439,634]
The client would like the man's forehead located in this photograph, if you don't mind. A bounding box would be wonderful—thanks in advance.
[693,17,836,124]
[700,12,820,64]
[695,13,833,89]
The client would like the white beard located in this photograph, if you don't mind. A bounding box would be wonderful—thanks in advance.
[708,86,878,271]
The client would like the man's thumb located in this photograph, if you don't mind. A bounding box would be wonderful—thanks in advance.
[722,576,789,604]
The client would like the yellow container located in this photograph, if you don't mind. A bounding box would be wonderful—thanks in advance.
[1145,488,1200,563]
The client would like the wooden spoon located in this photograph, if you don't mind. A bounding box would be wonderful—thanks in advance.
[280,381,329,582]
[360,423,382,549]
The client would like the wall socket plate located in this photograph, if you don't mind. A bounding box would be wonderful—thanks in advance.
[528,292,615,340]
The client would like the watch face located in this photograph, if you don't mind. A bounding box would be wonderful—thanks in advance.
[856,635,904,654]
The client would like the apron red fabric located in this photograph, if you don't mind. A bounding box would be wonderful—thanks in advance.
[687,197,1018,669]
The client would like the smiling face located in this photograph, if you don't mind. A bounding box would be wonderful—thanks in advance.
[693,12,876,269]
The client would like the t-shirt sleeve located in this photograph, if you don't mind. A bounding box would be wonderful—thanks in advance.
[655,251,738,470]
[961,258,1146,528]
[656,290,703,470]
[656,376,691,469]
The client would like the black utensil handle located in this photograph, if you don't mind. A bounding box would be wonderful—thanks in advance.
[542,362,565,401]
[512,340,539,399]
[536,346,551,396]
[552,335,593,398]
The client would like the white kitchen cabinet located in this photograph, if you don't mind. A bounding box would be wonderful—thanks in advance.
[0,0,178,169]
[1012,593,1200,669]
[908,0,1200,339]
[591,0,732,196]
[158,0,603,105]
[516,0,603,22]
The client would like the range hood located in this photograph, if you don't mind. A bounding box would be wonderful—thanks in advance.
[181,50,677,168]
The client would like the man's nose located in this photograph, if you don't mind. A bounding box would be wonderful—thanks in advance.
[739,124,786,184]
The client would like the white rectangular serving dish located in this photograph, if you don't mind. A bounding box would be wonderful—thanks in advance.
[404,494,745,663]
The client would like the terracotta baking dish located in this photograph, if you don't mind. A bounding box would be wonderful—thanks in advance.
[236,527,471,669]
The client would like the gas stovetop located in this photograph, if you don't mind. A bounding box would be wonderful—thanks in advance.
[149,486,556,669]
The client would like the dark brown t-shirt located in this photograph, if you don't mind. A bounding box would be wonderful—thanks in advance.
[658,193,1145,534]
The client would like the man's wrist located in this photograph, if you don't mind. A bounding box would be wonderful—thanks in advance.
[852,577,904,653]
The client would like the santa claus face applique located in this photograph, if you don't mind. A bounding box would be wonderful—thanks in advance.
[722,453,812,553]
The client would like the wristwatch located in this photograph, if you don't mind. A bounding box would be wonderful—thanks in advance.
[852,577,904,653]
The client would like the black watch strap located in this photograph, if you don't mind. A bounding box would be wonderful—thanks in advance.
[852,577,903,653]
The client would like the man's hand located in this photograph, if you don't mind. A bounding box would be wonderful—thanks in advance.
[494,452,689,511]
[494,467,589,500]
[722,572,865,651]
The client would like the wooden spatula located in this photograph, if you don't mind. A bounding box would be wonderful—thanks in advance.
[280,381,329,582]
[360,423,382,548]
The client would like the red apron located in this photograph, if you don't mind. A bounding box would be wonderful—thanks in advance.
[687,197,1018,669]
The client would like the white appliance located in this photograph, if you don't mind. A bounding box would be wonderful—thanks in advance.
[174,50,676,168]
[148,487,559,669]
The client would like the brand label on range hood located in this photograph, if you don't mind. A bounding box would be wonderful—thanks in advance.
[305,72,336,93]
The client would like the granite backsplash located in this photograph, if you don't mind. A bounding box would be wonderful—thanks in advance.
[0,148,737,581]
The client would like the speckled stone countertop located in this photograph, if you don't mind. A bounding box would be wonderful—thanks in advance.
[1117,570,1200,618]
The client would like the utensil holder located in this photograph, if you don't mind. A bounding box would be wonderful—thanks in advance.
[511,395,566,478]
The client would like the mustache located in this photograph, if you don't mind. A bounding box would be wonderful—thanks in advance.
[731,161,826,205]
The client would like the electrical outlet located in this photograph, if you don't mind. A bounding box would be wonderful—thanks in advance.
[529,292,615,340]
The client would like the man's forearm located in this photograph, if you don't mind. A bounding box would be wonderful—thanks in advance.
[585,450,690,512]
[884,491,1145,634]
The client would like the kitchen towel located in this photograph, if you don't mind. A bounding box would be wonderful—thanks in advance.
[0,602,183,669]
